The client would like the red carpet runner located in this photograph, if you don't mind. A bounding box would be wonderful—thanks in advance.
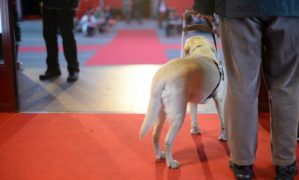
[0,113,297,179]
[85,29,169,65]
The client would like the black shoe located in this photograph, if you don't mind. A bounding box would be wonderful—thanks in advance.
[39,70,61,80]
[276,161,297,180]
[67,71,79,82]
[229,161,253,180]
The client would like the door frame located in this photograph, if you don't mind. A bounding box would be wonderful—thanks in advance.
[0,0,19,112]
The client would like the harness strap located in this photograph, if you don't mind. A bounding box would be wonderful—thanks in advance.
[204,17,218,52]
[205,60,224,100]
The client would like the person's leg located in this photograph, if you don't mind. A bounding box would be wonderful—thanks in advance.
[262,17,299,166]
[57,9,79,75]
[57,9,79,82]
[42,8,60,72]
[220,17,263,165]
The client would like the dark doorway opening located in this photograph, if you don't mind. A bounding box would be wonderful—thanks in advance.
[21,0,41,19]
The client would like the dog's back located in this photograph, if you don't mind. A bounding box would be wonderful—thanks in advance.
[139,56,220,138]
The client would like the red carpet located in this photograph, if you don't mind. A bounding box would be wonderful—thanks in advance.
[0,113,297,180]
[85,30,169,65]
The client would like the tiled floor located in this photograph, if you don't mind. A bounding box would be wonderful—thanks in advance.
[17,20,218,113]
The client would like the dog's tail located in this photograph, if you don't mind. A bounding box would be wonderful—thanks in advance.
[139,77,165,139]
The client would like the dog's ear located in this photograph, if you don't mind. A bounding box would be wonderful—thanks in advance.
[184,47,190,57]
[184,42,190,57]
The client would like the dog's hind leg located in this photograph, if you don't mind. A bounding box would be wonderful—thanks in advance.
[152,108,166,160]
[189,103,201,135]
[164,97,187,169]
[165,114,185,169]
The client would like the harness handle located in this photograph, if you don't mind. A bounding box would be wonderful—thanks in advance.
[182,10,218,52]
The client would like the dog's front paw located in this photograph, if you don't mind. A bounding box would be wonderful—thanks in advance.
[156,151,166,160]
[167,160,180,169]
[218,133,227,141]
[190,127,201,135]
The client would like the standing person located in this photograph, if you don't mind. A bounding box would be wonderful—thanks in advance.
[157,0,167,28]
[39,0,80,82]
[123,0,133,24]
[133,0,143,24]
[193,0,299,179]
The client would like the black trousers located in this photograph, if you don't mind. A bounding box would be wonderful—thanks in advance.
[42,7,79,73]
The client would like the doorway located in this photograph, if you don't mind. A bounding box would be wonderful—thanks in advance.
[21,0,41,19]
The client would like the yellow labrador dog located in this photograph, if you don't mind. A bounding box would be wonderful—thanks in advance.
[139,36,226,169]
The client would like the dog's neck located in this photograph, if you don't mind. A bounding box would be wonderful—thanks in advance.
[190,47,218,63]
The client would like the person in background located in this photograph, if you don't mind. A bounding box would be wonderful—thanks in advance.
[123,0,133,24]
[99,6,113,32]
[132,0,143,24]
[157,0,167,28]
[103,6,113,24]
[164,8,182,37]
[79,8,97,36]
[39,0,80,82]
[193,0,299,179]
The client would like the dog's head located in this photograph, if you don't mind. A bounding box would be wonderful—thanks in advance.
[184,36,216,59]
